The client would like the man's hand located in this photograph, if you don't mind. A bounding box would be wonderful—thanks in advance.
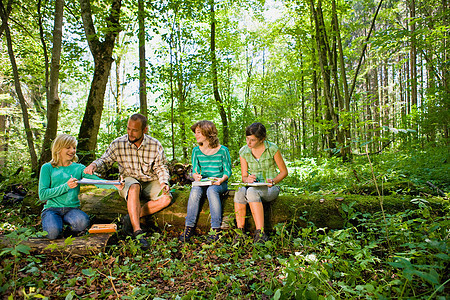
[115,176,125,190]
[160,182,170,194]
[84,163,97,175]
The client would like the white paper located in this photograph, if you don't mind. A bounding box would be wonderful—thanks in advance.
[231,182,270,187]
[78,178,121,185]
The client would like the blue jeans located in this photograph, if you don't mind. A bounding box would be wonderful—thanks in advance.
[41,207,90,239]
[185,182,227,229]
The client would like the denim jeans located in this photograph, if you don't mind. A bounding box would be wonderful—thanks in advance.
[41,207,90,239]
[185,182,227,229]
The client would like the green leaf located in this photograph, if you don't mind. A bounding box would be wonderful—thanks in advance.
[64,236,75,246]
[82,268,96,277]
[65,290,75,300]
[15,244,31,255]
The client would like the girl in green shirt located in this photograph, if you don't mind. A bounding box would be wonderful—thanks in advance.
[178,121,232,243]
[234,123,288,243]
[39,134,122,239]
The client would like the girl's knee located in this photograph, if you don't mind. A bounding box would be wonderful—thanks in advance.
[45,227,61,240]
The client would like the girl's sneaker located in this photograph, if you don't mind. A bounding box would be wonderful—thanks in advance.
[178,226,194,242]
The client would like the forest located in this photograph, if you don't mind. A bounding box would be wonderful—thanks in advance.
[0,0,449,299]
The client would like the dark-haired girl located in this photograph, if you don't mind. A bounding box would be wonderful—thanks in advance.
[234,122,288,242]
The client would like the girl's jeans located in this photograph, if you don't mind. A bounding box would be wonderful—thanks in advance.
[41,207,90,239]
[185,182,227,229]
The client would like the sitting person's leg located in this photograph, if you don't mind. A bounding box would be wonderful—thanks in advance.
[41,208,64,239]
[234,187,249,229]
[185,186,205,228]
[246,187,266,230]
[179,186,205,242]
[118,177,150,249]
[247,187,273,242]
[206,182,227,230]
[63,208,90,234]
[140,180,172,217]
[119,177,143,233]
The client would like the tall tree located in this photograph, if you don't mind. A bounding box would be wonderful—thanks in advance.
[210,0,229,145]
[77,0,122,163]
[1,0,39,175]
[138,0,147,117]
[38,0,65,171]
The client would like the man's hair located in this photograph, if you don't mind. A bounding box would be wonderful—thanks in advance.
[245,122,267,140]
[191,120,220,148]
[129,113,148,130]
[50,134,78,167]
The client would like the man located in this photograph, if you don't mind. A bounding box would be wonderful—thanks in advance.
[84,113,171,249]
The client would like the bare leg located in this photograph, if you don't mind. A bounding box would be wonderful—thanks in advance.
[140,194,172,217]
[234,202,247,228]
[249,202,264,230]
[127,184,142,232]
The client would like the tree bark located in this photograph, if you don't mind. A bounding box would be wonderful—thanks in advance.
[38,0,64,172]
[409,0,417,109]
[210,0,229,145]
[0,98,7,170]
[310,0,336,150]
[138,0,147,117]
[77,0,121,164]
[0,1,38,175]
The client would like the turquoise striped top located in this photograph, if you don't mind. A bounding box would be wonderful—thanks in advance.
[191,145,232,179]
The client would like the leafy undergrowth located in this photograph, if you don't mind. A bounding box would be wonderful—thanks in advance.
[282,146,450,197]
[1,199,449,299]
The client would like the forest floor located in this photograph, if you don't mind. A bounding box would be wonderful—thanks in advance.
[1,147,449,299]
[1,192,449,299]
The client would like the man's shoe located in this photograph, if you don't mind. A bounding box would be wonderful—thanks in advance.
[178,226,194,242]
[206,228,222,243]
[122,214,133,236]
[133,230,149,250]
[253,229,268,243]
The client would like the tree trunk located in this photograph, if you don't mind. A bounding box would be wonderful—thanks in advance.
[77,0,121,164]
[310,0,336,151]
[0,2,38,175]
[409,0,417,109]
[38,0,64,172]
[210,0,229,145]
[138,0,147,117]
[332,0,351,160]
[0,98,7,170]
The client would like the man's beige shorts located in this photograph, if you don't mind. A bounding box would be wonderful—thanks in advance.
[119,177,166,201]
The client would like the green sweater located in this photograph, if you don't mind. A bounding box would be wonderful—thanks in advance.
[191,145,232,179]
[38,162,114,210]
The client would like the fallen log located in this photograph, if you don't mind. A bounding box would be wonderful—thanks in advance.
[21,185,447,235]
[0,233,114,256]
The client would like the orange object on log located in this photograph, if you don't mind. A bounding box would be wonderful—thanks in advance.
[88,224,117,234]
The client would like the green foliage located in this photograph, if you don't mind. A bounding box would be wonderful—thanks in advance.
[281,145,449,194]
[1,198,447,298]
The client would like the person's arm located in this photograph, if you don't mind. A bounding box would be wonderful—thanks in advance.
[152,143,170,192]
[268,150,288,186]
[84,143,117,175]
[191,148,202,181]
[38,164,74,202]
[240,156,257,183]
